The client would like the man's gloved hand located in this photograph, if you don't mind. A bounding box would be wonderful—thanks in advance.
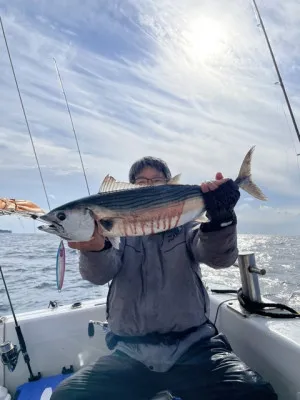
[200,172,240,232]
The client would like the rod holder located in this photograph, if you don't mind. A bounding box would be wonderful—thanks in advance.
[88,320,109,337]
[237,252,266,303]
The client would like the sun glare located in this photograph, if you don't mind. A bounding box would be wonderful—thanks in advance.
[182,17,228,62]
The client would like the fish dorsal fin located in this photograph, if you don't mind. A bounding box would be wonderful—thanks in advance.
[168,173,181,184]
[99,175,140,193]
[99,173,181,193]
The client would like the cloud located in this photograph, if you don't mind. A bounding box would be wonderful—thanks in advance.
[0,0,299,234]
[236,202,300,235]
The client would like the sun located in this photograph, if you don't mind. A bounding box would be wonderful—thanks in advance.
[182,17,228,62]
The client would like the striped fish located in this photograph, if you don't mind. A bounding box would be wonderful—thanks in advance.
[38,146,266,246]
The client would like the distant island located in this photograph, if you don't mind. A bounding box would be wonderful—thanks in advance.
[0,229,12,233]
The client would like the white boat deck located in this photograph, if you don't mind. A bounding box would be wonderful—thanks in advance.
[0,290,299,399]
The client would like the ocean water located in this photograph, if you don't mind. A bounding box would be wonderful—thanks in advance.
[0,233,299,316]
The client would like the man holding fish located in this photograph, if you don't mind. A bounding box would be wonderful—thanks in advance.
[48,149,277,399]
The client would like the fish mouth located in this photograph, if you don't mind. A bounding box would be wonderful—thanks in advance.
[37,222,70,241]
[37,222,60,232]
[38,223,58,231]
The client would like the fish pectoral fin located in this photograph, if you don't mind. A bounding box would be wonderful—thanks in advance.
[191,213,210,231]
[168,173,181,184]
[99,218,114,231]
[108,236,121,250]
[99,174,141,193]
[195,212,210,223]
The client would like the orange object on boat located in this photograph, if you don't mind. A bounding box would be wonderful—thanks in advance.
[0,198,45,217]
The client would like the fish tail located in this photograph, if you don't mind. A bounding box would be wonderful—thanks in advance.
[235,146,267,201]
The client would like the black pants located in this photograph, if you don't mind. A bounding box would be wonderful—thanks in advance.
[50,333,277,400]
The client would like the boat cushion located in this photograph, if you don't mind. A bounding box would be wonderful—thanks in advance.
[14,373,72,400]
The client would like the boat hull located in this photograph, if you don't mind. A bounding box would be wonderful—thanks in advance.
[0,292,299,399]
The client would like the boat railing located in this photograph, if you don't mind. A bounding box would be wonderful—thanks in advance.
[235,252,266,303]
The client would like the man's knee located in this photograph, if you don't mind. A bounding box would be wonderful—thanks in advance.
[50,352,145,400]
[50,386,74,400]
[50,378,83,400]
[50,368,96,400]
[234,377,278,400]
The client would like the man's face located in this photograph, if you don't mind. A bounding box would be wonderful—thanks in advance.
[134,167,167,186]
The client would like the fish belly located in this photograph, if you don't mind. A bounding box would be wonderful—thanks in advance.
[101,197,205,237]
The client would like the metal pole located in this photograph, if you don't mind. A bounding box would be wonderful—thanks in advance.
[237,252,266,302]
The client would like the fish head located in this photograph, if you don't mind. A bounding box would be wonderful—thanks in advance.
[37,206,95,242]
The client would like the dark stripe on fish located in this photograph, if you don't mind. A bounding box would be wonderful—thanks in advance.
[49,185,203,214]
[94,185,202,211]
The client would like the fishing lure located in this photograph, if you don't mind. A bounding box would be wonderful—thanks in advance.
[56,240,65,291]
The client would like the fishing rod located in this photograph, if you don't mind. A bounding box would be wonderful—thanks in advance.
[1,18,81,293]
[0,19,43,379]
[1,15,66,268]
[52,58,111,286]
[52,57,92,290]
[0,16,51,210]
[251,0,300,145]
[53,58,91,195]
[0,266,41,381]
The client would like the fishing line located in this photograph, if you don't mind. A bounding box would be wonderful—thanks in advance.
[251,0,300,144]
[250,0,300,188]
[17,216,25,233]
[280,103,300,183]
[52,57,94,290]
[257,0,300,163]
[32,218,36,234]
[0,17,66,291]
[53,57,91,196]
[53,57,106,293]
[0,17,51,211]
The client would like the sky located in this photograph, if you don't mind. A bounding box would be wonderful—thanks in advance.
[0,0,300,235]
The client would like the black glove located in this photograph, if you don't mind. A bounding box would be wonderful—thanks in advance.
[201,179,240,232]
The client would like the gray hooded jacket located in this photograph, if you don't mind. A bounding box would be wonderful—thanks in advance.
[79,222,238,372]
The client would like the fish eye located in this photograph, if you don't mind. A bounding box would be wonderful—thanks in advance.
[57,212,66,221]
